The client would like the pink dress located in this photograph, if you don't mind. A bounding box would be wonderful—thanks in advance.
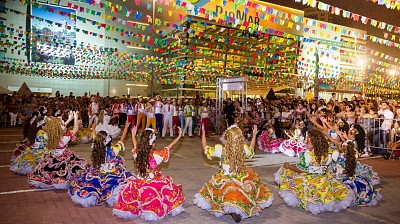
[112,147,185,221]
[257,128,283,153]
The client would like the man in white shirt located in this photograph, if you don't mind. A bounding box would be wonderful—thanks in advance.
[162,98,174,138]
[183,99,195,137]
[145,99,156,130]
[135,96,146,131]
[198,100,210,137]
[154,95,164,135]
[373,101,394,154]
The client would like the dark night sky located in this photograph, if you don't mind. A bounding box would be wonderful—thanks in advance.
[264,0,400,59]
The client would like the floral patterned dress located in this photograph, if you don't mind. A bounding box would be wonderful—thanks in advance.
[194,144,273,220]
[274,150,353,215]
[69,142,133,207]
[258,128,283,153]
[112,147,185,221]
[10,130,48,175]
[28,132,88,189]
[330,151,382,206]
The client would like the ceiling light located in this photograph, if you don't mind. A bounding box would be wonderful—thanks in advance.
[126,84,149,87]
[127,20,150,26]
[127,46,149,50]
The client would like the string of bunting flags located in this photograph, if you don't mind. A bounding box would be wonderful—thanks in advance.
[367,0,400,10]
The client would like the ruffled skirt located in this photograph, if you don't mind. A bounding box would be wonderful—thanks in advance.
[275,167,353,215]
[10,144,47,175]
[72,128,93,145]
[257,131,282,153]
[342,176,382,206]
[69,157,133,207]
[28,148,88,189]
[112,171,185,221]
[278,139,307,157]
[95,124,121,139]
[194,168,273,220]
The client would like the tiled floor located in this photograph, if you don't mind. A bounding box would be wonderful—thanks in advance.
[0,127,399,224]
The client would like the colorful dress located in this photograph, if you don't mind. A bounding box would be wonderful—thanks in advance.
[274,150,353,215]
[113,147,185,221]
[194,144,273,220]
[69,142,133,207]
[279,129,307,157]
[28,132,88,189]
[330,151,382,206]
[10,130,48,175]
[11,140,29,163]
[72,121,93,144]
[258,128,283,153]
[95,115,121,139]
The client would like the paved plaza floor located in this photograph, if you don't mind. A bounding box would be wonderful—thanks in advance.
[0,127,399,224]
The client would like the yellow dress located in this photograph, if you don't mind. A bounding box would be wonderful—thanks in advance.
[194,144,273,219]
[275,150,353,214]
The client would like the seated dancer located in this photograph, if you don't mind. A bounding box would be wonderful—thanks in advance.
[112,126,185,221]
[69,123,133,207]
[279,121,307,157]
[194,125,273,223]
[257,120,283,153]
[11,115,36,162]
[95,110,121,139]
[329,141,382,206]
[70,112,93,145]
[274,129,353,215]
[28,111,88,189]
[10,115,48,174]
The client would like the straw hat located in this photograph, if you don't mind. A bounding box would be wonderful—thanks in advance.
[149,99,155,103]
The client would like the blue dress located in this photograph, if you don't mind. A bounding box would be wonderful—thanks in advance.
[69,142,133,207]
[331,151,382,206]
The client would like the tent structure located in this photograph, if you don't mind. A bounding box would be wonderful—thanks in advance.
[17,82,32,99]
[0,86,12,95]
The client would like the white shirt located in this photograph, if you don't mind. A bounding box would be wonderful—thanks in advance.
[378,109,394,130]
[91,102,99,114]
[162,104,174,117]
[155,101,163,114]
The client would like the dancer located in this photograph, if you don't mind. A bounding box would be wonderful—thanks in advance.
[69,123,133,207]
[10,115,48,174]
[162,98,174,139]
[28,111,88,189]
[257,120,283,153]
[279,121,307,157]
[112,126,185,221]
[330,141,382,206]
[95,110,121,139]
[183,99,195,137]
[154,95,164,135]
[274,129,353,215]
[145,99,156,129]
[11,115,37,162]
[71,112,93,145]
[194,125,273,223]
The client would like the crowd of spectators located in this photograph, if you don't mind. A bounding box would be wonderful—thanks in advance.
[1,90,399,158]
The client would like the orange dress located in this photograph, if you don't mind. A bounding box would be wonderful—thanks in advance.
[194,144,274,219]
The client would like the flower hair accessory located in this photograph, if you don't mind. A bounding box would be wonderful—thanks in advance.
[227,124,239,131]
[145,128,157,146]
[104,134,112,146]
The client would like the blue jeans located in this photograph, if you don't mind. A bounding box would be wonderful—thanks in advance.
[179,115,185,129]
[373,130,389,155]
[155,114,163,134]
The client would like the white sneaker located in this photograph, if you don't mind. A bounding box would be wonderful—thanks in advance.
[360,153,370,158]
